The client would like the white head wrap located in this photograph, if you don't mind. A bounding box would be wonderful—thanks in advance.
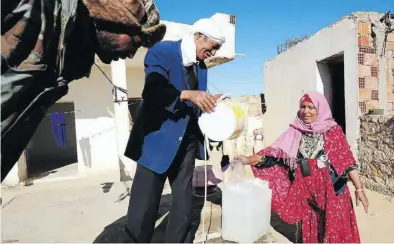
[192,18,226,45]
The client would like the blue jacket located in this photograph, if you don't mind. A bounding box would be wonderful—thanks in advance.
[124,40,207,174]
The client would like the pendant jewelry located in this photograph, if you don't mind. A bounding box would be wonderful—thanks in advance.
[317,154,328,168]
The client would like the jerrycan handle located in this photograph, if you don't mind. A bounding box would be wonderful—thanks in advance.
[217,93,232,101]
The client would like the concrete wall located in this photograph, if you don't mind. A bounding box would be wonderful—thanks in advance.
[358,115,394,195]
[59,66,118,175]
[263,17,359,154]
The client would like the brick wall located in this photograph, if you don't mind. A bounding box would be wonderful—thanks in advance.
[358,23,394,115]
[357,22,379,113]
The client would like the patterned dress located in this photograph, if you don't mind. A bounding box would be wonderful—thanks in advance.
[252,125,361,243]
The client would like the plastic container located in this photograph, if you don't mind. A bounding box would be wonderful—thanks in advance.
[198,100,247,142]
[221,178,272,243]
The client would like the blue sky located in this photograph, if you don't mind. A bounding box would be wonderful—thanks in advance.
[155,0,392,96]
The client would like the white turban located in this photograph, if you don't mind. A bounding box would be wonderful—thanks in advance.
[192,18,226,45]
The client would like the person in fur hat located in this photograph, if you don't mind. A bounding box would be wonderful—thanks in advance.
[1,0,166,181]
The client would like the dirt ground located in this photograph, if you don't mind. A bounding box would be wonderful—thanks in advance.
[1,170,394,243]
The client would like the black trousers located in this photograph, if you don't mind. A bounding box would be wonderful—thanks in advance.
[125,122,198,243]
[271,211,303,243]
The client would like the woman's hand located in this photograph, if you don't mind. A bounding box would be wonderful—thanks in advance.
[355,189,369,214]
[234,155,263,166]
[234,155,251,165]
[348,170,369,213]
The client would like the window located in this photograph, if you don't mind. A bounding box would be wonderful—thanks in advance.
[229,15,236,25]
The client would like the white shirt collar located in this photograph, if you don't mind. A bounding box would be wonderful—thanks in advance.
[180,33,197,67]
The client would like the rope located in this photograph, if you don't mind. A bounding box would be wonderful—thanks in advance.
[200,94,231,243]
[201,134,210,243]
[94,63,128,95]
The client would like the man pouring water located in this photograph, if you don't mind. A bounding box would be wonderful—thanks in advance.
[123,18,226,242]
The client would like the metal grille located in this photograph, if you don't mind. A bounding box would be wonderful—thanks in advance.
[229,15,236,25]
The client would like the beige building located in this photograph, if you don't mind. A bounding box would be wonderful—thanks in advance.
[263,11,394,161]
[3,13,237,185]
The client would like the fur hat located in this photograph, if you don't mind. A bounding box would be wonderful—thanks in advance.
[82,0,166,47]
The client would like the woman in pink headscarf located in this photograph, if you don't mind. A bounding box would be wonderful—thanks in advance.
[235,91,368,243]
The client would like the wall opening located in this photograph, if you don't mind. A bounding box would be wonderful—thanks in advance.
[260,93,267,114]
[25,102,78,179]
[317,53,346,134]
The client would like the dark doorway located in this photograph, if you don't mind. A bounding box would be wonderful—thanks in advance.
[26,102,78,178]
[317,53,346,134]
[260,93,267,114]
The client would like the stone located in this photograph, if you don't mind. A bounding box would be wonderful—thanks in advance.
[371,116,379,123]
[367,136,378,142]
[358,115,394,196]
[361,122,370,132]
[378,116,388,124]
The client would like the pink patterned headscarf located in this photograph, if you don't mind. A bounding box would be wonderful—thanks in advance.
[258,91,337,166]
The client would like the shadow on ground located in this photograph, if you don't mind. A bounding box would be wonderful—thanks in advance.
[93,187,222,243]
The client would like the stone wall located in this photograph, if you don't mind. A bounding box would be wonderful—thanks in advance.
[232,95,264,156]
[358,115,394,195]
[218,95,264,159]
[232,95,264,117]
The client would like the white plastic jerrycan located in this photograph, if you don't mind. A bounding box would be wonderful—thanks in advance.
[221,177,272,243]
[198,98,247,142]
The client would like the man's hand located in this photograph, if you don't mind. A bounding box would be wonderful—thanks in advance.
[213,94,223,101]
[180,91,217,113]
